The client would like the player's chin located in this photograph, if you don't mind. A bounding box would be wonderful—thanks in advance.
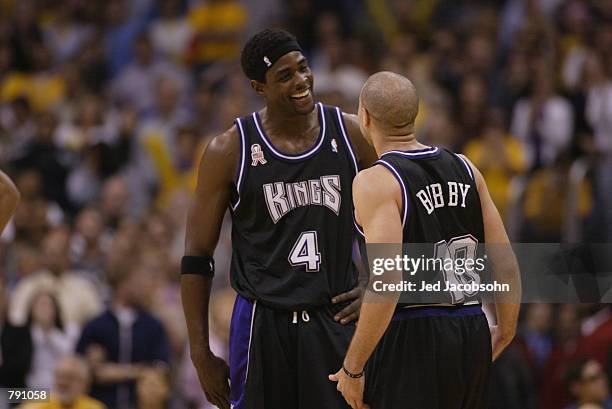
[289,94,315,114]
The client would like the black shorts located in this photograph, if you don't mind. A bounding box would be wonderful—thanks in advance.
[229,295,354,409]
[365,305,492,409]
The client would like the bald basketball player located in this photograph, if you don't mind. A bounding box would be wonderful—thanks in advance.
[329,72,521,409]
[0,170,19,233]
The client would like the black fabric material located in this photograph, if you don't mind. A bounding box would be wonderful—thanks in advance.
[181,255,215,276]
[229,104,359,309]
[236,301,354,409]
[253,40,303,82]
[364,311,492,409]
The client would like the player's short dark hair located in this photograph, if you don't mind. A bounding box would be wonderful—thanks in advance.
[240,28,298,83]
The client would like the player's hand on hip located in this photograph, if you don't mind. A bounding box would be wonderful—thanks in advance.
[192,350,231,409]
[329,369,370,409]
[490,325,515,361]
[332,286,364,324]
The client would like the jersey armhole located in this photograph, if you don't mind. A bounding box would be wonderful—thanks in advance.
[452,152,475,182]
[375,160,410,229]
[334,107,359,176]
[231,118,248,211]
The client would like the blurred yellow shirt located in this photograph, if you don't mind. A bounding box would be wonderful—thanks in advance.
[142,133,204,208]
[464,136,526,220]
[523,168,592,231]
[19,396,106,409]
[187,1,247,63]
[1,72,66,111]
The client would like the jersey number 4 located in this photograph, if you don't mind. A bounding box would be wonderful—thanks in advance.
[289,231,321,272]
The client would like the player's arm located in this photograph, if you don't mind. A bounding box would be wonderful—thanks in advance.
[330,167,403,409]
[342,113,379,169]
[462,155,521,361]
[0,170,19,233]
[330,113,379,325]
[181,127,238,409]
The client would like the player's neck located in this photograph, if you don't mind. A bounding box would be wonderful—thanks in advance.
[374,133,428,157]
[262,105,317,137]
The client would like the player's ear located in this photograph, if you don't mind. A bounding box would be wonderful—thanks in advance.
[361,105,372,128]
[251,80,266,97]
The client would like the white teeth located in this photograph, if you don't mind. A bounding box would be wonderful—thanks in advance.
[291,89,310,98]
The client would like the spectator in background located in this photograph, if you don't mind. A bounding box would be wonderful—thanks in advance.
[542,304,582,409]
[11,169,63,246]
[11,112,71,211]
[464,111,526,220]
[522,155,592,241]
[0,42,66,112]
[18,355,106,409]
[136,368,170,409]
[564,358,612,409]
[186,0,247,69]
[42,3,94,65]
[511,61,574,170]
[311,14,367,108]
[111,34,189,118]
[99,176,133,231]
[0,97,35,163]
[144,125,201,208]
[9,226,102,327]
[70,207,110,280]
[76,255,170,409]
[514,303,554,381]
[150,0,191,63]
[138,75,191,161]
[585,50,612,241]
[25,290,79,390]
[455,75,489,144]
[97,107,158,220]
[55,94,117,154]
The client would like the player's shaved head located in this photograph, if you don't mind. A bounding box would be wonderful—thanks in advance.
[360,71,419,135]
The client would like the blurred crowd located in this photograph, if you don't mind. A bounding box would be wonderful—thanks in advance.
[0,0,611,408]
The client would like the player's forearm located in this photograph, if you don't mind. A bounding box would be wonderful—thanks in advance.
[0,171,19,232]
[181,275,214,356]
[490,248,521,335]
[343,297,397,373]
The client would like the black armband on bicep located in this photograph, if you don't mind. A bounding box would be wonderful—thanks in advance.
[181,256,215,276]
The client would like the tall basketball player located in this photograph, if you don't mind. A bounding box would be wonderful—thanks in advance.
[181,29,377,409]
[330,72,521,409]
[0,170,19,233]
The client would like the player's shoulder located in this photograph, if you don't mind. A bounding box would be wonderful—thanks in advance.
[353,165,400,199]
[205,125,240,158]
[340,111,378,167]
[340,112,362,140]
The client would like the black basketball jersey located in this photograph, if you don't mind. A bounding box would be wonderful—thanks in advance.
[229,103,359,309]
[356,147,485,305]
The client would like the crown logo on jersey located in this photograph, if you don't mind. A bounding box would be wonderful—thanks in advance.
[263,56,272,67]
[331,138,338,153]
[251,144,267,166]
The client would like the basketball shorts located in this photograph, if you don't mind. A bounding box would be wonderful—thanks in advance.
[229,294,354,409]
[365,305,492,409]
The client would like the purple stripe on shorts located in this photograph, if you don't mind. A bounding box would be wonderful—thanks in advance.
[229,295,255,408]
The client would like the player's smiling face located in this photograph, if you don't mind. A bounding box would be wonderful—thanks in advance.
[260,51,315,115]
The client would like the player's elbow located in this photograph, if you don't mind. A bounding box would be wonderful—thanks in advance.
[0,178,20,209]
